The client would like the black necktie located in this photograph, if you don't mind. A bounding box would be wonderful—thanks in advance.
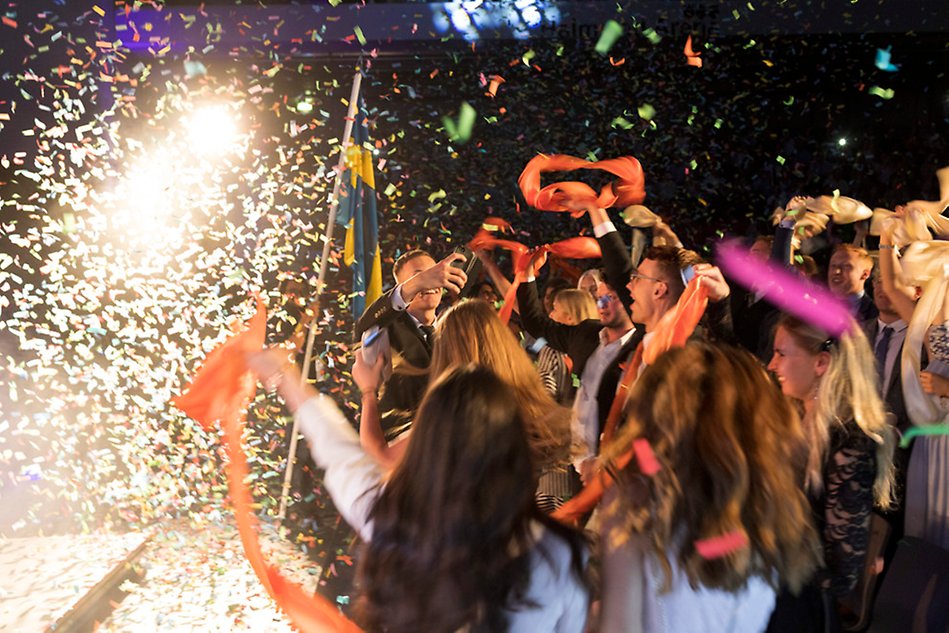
[419,324,435,344]
[874,326,893,388]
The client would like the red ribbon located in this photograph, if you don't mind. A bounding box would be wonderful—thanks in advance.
[173,296,362,633]
[518,154,646,216]
[469,229,601,324]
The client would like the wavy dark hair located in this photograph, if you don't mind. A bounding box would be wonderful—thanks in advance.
[355,364,586,632]
[602,342,822,594]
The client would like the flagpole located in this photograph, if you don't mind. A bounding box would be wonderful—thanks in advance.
[277,69,363,523]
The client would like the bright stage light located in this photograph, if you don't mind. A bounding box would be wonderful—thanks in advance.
[182,104,240,155]
[838,137,847,146]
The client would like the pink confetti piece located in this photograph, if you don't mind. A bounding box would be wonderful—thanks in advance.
[694,530,749,559]
[633,438,661,475]
[716,240,854,338]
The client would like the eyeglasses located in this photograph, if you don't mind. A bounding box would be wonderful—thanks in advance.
[628,271,664,284]
[595,294,618,309]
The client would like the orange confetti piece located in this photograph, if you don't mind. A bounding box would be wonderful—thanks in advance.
[487,75,505,97]
[684,35,703,68]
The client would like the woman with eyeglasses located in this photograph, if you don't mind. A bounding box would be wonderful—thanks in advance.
[766,314,895,632]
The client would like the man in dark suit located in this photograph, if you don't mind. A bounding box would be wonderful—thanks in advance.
[354,249,467,437]
[829,244,878,321]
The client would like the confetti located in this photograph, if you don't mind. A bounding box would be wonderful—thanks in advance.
[899,424,949,449]
[594,20,624,56]
[442,102,476,144]
[684,35,703,68]
[868,85,895,99]
[632,439,661,475]
[695,530,749,559]
[874,46,900,72]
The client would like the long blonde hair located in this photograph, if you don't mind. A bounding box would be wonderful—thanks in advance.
[602,343,821,593]
[431,299,572,469]
[776,315,895,509]
[554,289,598,324]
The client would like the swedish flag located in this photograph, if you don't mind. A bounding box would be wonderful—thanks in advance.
[338,98,382,319]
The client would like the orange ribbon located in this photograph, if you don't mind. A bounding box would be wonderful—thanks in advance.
[469,229,601,324]
[518,154,646,216]
[552,278,709,525]
[173,296,362,633]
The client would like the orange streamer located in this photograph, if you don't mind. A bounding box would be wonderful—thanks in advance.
[173,296,362,633]
[470,229,602,324]
[517,154,646,216]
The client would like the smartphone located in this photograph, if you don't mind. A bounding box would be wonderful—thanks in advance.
[360,326,389,368]
[450,246,482,297]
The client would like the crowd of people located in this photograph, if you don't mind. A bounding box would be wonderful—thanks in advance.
[251,175,948,632]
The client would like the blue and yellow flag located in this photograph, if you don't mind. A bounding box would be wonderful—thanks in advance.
[338,98,382,319]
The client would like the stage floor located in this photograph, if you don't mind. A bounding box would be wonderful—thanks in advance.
[0,531,148,632]
[0,519,322,632]
[99,519,322,632]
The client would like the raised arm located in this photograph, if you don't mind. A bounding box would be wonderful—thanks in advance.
[352,348,408,471]
[878,224,918,323]
[517,273,576,355]
[246,349,383,540]
[588,207,633,311]
[474,248,518,314]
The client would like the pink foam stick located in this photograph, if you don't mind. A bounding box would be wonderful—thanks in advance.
[694,530,749,559]
[633,438,661,475]
[716,241,855,338]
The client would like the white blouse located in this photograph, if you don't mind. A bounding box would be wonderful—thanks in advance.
[295,395,590,632]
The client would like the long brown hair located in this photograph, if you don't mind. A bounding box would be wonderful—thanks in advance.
[357,365,587,632]
[602,342,822,594]
[431,299,572,468]
[775,315,895,508]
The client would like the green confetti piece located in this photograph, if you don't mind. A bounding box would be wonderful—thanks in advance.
[611,116,634,129]
[428,189,447,203]
[522,49,535,65]
[595,20,623,55]
[442,102,476,143]
[783,96,794,106]
[383,183,397,197]
[353,25,366,46]
[776,155,786,165]
[637,104,656,120]
[713,118,723,129]
[643,28,661,44]
[689,159,698,170]
[900,424,949,449]
[868,86,895,100]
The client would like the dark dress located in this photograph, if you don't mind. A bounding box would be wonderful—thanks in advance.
[767,419,877,633]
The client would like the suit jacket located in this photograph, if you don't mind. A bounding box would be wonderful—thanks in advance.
[854,293,879,323]
[862,319,910,433]
[355,287,431,433]
[517,275,644,435]
[730,288,780,363]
